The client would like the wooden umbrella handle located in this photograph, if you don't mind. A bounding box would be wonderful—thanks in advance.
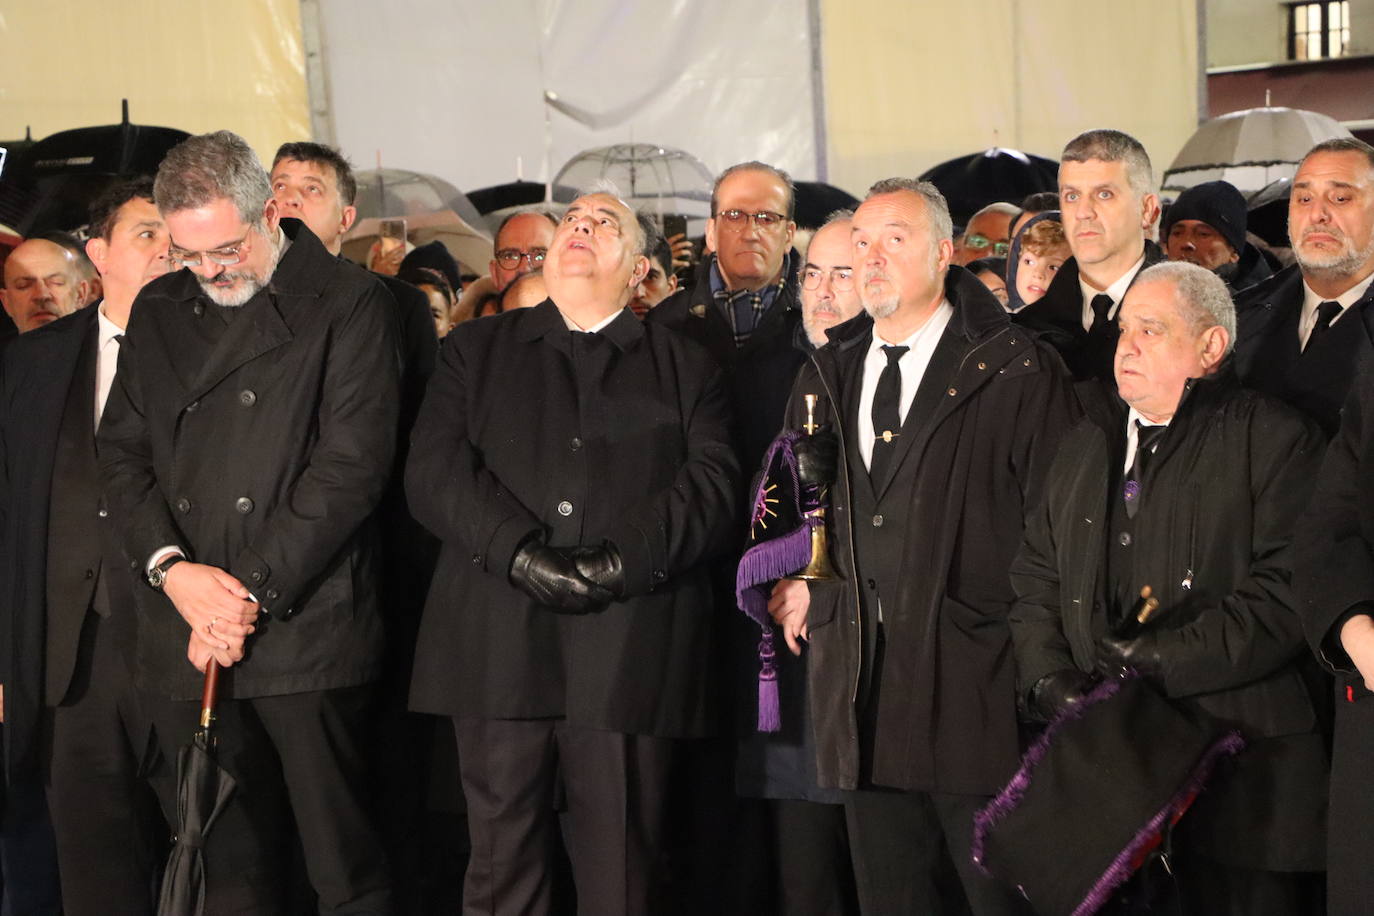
[199,660,221,729]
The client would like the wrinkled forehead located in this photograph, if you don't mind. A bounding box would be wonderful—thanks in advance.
[565,193,632,222]
[1293,150,1374,189]
[1121,278,1185,320]
[4,240,76,283]
[497,211,556,249]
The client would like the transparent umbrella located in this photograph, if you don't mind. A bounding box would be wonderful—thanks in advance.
[342,168,492,273]
[1162,107,1353,194]
[553,143,714,235]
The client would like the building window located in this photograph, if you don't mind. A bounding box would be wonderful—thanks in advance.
[1289,1,1351,60]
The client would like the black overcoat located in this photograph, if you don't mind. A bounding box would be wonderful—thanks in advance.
[1234,263,1374,437]
[0,306,138,783]
[788,268,1079,794]
[1294,358,1374,911]
[97,219,401,701]
[405,301,740,738]
[1010,371,1328,871]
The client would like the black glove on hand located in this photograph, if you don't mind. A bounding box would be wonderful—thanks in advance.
[565,542,626,599]
[509,541,613,612]
[1097,632,1165,680]
[1027,668,1098,723]
[794,428,839,488]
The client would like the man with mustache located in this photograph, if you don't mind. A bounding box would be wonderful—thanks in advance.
[99,131,400,913]
[1235,137,1374,436]
[1015,130,1164,382]
[766,178,1077,914]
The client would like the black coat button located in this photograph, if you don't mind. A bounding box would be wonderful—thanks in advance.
[872,514,884,528]
[265,588,279,601]
[193,304,205,317]
[239,390,257,407]
[652,569,667,581]
[176,497,192,514]
[557,500,574,517]
[471,554,482,566]
[98,508,108,518]
[1119,532,1132,547]
[235,497,255,515]
[250,570,263,582]
[867,578,877,589]
[570,437,582,450]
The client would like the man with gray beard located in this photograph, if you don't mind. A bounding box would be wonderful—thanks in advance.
[764,178,1077,914]
[99,131,400,913]
[1235,137,1374,436]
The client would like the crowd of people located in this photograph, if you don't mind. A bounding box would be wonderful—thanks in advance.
[0,122,1373,916]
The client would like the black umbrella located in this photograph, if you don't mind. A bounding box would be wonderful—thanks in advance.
[157,661,236,916]
[1247,177,1292,249]
[466,180,551,215]
[919,148,1059,226]
[793,181,860,230]
[0,101,189,234]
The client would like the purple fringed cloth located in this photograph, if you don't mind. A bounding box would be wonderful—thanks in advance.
[735,429,820,732]
[971,673,1245,916]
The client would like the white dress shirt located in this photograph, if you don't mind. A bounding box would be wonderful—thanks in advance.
[1078,252,1147,333]
[1298,272,1374,350]
[856,301,954,470]
[1124,407,1171,474]
[95,305,124,429]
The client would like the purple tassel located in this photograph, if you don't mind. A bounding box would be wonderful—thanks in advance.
[757,630,781,732]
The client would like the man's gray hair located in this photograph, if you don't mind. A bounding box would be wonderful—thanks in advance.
[1061,129,1154,199]
[1300,136,1374,172]
[711,161,796,221]
[154,130,271,225]
[866,178,954,244]
[1136,261,1236,354]
[968,201,1021,223]
[822,207,854,226]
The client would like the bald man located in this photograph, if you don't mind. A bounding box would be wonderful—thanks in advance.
[1,239,90,333]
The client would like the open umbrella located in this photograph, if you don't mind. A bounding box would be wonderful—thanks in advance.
[342,168,493,273]
[553,143,714,236]
[1246,176,1293,249]
[919,148,1059,226]
[793,181,860,230]
[0,101,189,234]
[157,661,236,916]
[465,180,580,235]
[1162,107,1353,194]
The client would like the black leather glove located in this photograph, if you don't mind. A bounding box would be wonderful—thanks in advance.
[794,428,839,488]
[1027,668,1098,723]
[565,542,626,599]
[1097,631,1165,680]
[509,541,613,612]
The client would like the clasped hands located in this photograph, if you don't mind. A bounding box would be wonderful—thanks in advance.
[509,540,625,613]
[162,561,259,673]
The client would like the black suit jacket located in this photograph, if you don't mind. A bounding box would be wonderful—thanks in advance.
[1234,263,1374,437]
[0,306,137,784]
[98,219,401,701]
[1013,242,1165,382]
[405,302,740,737]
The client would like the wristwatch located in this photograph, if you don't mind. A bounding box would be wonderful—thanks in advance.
[148,555,185,590]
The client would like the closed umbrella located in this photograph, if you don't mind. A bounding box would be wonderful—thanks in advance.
[1162,107,1353,194]
[156,662,236,916]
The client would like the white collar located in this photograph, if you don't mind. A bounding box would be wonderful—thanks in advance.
[1301,270,1374,314]
[96,301,124,347]
[1079,251,1147,308]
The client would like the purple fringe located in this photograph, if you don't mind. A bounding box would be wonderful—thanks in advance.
[1073,729,1244,916]
[970,674,1247,916]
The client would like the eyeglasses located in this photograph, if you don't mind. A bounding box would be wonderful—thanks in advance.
[494,248,547,269]
[168,227,255,269]
[964,234,1009,257]
[801,267,854,291]
[715,209,788,231]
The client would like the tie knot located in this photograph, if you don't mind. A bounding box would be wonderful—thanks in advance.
[113,334,124,345]
[881,344,909,366]
[1135,420,1166,450]
[1091,294,1114,323]
[1317,300,1342,329]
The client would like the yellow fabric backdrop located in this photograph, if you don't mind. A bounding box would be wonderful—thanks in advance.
[0,0,309,166]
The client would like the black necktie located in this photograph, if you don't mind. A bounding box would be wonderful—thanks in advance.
[1123,421,1167,519]
[1306,300,1342,350]
[869,345,909,484]
[1089,294,1114,335]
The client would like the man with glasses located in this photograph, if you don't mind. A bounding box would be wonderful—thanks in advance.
[490,210,557,293]
[99,131,400,914]
[952,202,1019,266]
[1015,129,1164,382]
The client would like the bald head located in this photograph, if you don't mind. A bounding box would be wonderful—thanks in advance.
[1,239,88,332]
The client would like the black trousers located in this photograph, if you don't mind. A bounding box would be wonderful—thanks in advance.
[0,767,61,916]
[453,718,672,916]
[43,611,162,916]
[843,788,1031,916]
[773,798,859,916]
[143,685,392,915]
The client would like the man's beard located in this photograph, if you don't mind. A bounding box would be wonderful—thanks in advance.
[197,228,283,307]
[1293,225,1374,280]
[860,270,900,319]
